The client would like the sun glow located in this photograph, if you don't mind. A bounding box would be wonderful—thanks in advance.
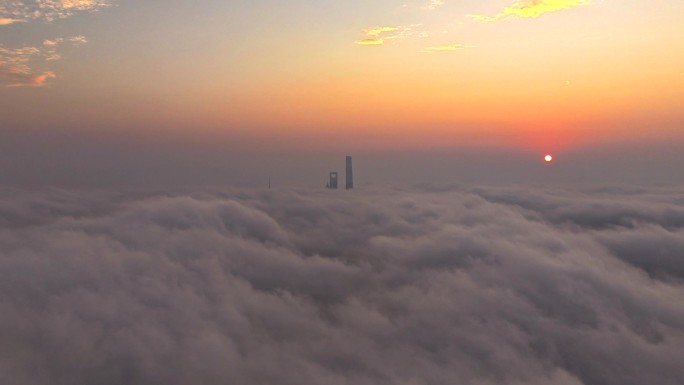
[544,154,554,163]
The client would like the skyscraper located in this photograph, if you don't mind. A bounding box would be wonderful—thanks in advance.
[346,156,353,190]
[327,172,338,189]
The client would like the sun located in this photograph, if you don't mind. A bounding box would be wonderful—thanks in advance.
[544,154,553,163]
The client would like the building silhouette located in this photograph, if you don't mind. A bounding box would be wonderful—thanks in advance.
[326,172,338,189]
[346,156,354,190]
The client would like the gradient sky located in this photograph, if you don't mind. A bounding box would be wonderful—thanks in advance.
[1,0,683,186]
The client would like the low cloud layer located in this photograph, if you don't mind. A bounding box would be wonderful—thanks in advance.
[1,184,683,384]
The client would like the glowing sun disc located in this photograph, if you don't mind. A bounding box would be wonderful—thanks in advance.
[544,155,554,163]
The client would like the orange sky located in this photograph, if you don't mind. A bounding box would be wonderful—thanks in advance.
[1,0,683,155]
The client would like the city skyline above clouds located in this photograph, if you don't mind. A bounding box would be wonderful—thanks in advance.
[2,3,684,384]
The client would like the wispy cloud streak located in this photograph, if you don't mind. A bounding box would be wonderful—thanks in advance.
[0,0,112,23]
[422,43,465,52]
[356,38,384,46]
[356,24,429,47]
[0,1,112,86]
[426,0,445,10]
[0,17,22,25]
[472,0,590,22]
[0,46,52,87]
[363,26,399,36]
[0,36,86,87]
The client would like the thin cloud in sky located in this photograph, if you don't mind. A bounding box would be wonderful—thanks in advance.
[0,17,22,25]
[69,35,88,45]
[0,37,86,87]
[472,0,590,22]
[0,1,112,87]
[422,43,464,52]
[356,38,384,46]
[356,25,429,46]
[357,26,397,46]
[0,0,112,23]
[363,26,399,36]
[426,0,445,10]
[0,46,52,87]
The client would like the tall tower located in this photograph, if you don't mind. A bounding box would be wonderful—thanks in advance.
[345,156,354,190]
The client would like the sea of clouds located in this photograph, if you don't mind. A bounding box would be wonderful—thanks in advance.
[1,184,683,385]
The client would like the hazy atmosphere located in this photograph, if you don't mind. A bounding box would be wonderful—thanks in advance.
[1,0,683,186]
[2,1,684,384]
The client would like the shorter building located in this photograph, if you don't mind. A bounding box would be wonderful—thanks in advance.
[326,172,338,189]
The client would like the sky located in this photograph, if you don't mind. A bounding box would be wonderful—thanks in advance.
[1,0,684,186]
